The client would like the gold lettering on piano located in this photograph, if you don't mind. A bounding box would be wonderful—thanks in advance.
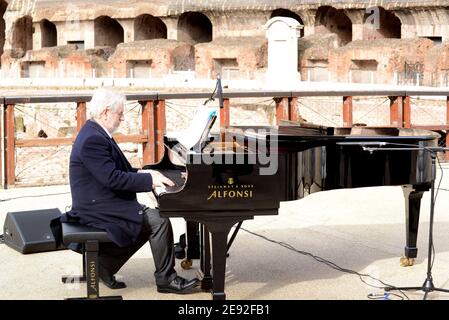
[207,182,253,200]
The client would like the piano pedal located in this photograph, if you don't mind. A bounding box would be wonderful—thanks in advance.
[181,259,193,270]
[399,256,415,267]
[175,245,186,259]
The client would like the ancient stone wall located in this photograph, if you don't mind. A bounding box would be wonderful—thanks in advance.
[3,1,449,85]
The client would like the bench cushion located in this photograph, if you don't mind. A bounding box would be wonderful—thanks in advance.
[62,222,111,243]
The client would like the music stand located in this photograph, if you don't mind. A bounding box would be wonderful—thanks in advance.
[364,143,449,300]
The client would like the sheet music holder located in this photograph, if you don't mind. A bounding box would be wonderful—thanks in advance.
[177,105,217,153]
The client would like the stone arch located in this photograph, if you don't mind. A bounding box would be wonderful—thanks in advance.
[40,19,57,47]
[270,8,304,37]
[363,7,401,40]
[177,11,212,43]
[1,0,6,62]
[134,14,167,41]
[94,16,124,47]
[12,15,33,54]
[393,10,416,26]
[315,6,352,45]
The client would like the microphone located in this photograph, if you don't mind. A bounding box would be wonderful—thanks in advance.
[216,73,224,108]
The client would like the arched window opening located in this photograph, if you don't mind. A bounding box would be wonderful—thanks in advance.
[41,19,57,47]
[177,12,212,43]
[271,9,304,37]
[94,16,124,47]
[134,14,167,41]
[363,7,401,40]
[12,15,33,55]
[315,6,352,45]
[0,0,7,63]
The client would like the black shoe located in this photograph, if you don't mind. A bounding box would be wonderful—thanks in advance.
[99,273,127,289]
[157,276,200,294]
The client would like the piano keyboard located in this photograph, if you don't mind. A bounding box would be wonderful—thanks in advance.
[152,169,186,196]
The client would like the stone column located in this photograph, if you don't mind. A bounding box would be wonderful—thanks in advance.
[117,19,134,43]
[84,20,95,49]
[2,11,15,51]
[345,9,365,41]
[162,17,178,40]
[264,17,303,89]
[32,21,41,50]
[55,22,64,46]
[352,24,363,41]
[303,24,315,37]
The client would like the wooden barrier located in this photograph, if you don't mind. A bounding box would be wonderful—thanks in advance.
[2,89,449,188]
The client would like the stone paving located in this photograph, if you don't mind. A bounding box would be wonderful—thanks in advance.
[2,163,449,300]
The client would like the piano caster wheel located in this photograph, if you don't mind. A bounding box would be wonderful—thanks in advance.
[181,259,193,270]
[399,256,415,267]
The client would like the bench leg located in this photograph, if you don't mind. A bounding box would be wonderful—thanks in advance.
[62,244,86,283]
[65,240,122,300]
[85,240,100,299]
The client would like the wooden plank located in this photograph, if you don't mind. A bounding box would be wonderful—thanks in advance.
[113,134,148,144]
[5,104,15,187]
[16,138,74,147]
[8,88,449,104]
[446,96,449,161]
[220,98,230,141]
[389,96,403,127]
[410,125,449,130]
[155,100,166,163]
[15,135,148,148]
[76,102,87,132]
[275,97,288,125]
[141,100,155,164]
[5,95,93,104]
[289,97,298,122]
[0,102,4,188]
[342,96,353,127]
[402,96,411,129]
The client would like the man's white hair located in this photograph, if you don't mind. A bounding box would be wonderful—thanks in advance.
[88,88,127,119]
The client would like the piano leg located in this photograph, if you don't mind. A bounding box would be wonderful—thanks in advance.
[195,216,253,300]
[210,230,228,300]
[199,223,213,291]
[401,185,426,266]
[186,221,200,260]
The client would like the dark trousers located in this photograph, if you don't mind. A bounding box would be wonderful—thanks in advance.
[98,206,177,286]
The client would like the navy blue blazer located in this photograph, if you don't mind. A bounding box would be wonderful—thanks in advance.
[62,120,153,247]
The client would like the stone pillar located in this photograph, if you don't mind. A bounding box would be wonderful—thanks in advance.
[303,24,315,37]
[300,10,316,37]
[162,17,178,40]
[2,11,15,51]
[32,21,42,50]
[117,19,134,43]
[352,24,364,41]
[264,17,303,89]
[84,20,95,49]
[345,9,365,41]
[55,22,66,46]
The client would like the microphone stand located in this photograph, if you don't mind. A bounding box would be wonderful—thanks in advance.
[363,143,449,299]
[215,73,224,109]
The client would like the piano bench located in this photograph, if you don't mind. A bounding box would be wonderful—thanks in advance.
[61,222,122,300]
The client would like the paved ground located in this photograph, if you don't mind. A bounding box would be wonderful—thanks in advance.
[2,164,449,300]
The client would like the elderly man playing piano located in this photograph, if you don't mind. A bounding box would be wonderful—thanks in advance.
[62,88,199,294]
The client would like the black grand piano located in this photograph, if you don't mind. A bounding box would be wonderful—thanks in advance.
[143,123,438,300]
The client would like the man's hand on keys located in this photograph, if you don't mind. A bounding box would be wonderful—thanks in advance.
[138,169,175,188]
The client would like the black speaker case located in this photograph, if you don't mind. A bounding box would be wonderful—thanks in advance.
[3,208,66,254]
